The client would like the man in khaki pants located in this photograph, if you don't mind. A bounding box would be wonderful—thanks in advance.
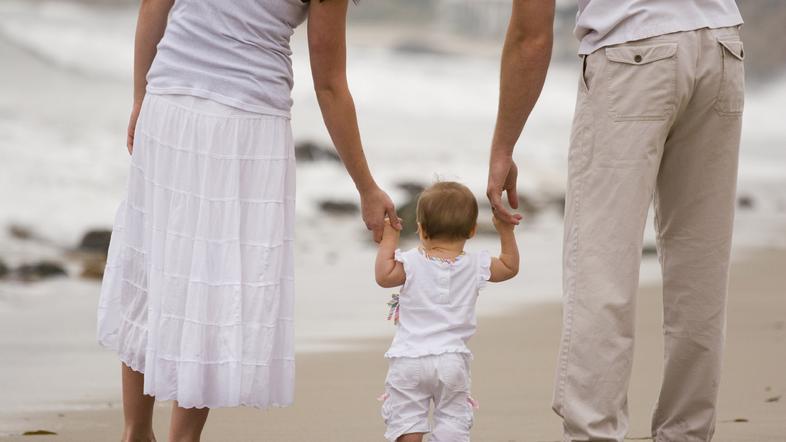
[487,1,745,441]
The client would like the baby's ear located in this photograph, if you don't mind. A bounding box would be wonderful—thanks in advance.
[468,224,477,239]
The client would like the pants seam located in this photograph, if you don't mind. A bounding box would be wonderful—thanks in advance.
[556,88,593,430]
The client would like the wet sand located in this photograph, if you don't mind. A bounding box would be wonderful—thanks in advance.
[1,248,784,441]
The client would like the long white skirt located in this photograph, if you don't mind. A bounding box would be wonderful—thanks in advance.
[97,94,296,409]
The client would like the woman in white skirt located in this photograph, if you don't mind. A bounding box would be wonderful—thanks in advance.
[96,0,400,440]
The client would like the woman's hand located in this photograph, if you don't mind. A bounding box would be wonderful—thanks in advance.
[487,152,523,225]
[126,102,142,155]
[360,186,401,243]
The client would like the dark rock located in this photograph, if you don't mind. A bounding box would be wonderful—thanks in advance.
[78,229,112,255]
[393,41,452,57]
[0,259,9,278]
[294,141,340,163]
[80,256,107,280]
[16,261,67,282]
[765,395,781,403]
[396,181,426,198]
[22,430,57,436]
[319,200,358,216]
[642,244,658,256]
[517,194,541,216]
[737,195,755,210]
[8,224,35,240]
[395,196,419,238]
[549,195,566,216]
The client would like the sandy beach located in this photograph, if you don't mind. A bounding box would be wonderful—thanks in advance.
[1,247,783,441]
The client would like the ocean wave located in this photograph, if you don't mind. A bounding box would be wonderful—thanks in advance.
[0,0,134,78]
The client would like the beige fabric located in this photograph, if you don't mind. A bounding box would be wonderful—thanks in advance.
[553,27,744,442]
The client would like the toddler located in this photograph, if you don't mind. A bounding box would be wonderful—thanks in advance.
[375,181,519,442]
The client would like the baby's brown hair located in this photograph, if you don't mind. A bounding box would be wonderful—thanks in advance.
[416,181,478,240]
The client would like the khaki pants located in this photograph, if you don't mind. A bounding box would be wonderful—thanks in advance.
[553,27,744,442]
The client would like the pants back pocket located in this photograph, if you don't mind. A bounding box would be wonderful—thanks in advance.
[605,43,678,121]
[714,39,745,116]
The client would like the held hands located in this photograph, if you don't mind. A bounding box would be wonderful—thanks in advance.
[492,214,516,233]
[360,186,401,243]
[381,216,403,246]
[486,152,523,225]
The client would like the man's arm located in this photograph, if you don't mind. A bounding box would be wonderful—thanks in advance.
[487,0,555,224]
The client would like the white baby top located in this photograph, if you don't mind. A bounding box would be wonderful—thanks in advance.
[575,0,743,55]
[385,248,491,359]
[146,0,308,117]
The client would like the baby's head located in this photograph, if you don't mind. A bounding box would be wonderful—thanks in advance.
[416,181,478,242]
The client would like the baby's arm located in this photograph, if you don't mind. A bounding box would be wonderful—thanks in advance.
[489,215,520,282]
[375,218,406,288]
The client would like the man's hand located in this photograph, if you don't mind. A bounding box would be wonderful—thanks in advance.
[487,152,523,225]
[360,187,401,243]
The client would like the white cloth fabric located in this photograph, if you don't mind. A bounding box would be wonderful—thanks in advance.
[97,93,296,409]
[146,0,308,117]
[382,353,473,442]
[575,0,743,54]
[384,248,491,359]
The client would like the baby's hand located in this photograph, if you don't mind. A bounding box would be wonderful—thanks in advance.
[383,217,403,238]
[492,214,516,233]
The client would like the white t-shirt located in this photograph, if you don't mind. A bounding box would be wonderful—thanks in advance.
[575,0,743,54]
[385,248,491,359]
[146,0,308,117]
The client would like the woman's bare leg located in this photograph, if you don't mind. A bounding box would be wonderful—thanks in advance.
[121,363,156,442]
[397,433,425,442]
[168,402,209,442]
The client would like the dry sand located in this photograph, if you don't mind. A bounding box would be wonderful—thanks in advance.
[2,249,784,442]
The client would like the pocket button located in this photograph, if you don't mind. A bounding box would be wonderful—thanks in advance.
[634,54,642,63]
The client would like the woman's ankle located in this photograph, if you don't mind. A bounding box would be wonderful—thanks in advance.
[122,425,156,442]
[168,431,202,442]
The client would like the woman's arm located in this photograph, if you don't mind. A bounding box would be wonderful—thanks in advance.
[127,0,174,153]
[489,216,520,282]
[375,219,405,288]
[307,0,401,243]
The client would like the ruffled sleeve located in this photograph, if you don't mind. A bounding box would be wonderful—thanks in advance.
[477,250,492,290]
[394,248,410,276]
[393,248,411,291]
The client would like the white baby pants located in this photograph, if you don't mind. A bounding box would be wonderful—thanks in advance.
[381,353,474,442]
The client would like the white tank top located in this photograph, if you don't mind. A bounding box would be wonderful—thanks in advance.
[385,248,491,359]
[146,0,308,117]
[575,0,743,55]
